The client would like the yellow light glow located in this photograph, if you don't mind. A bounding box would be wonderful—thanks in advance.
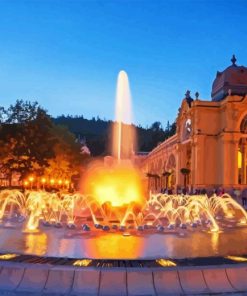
[123,232,131,236]
[58,180,62,185]
[0,254,18,260]
[226,212,234,219]
[24,225,39,232]
[50,179,55,184]
[29,176,34,182]
[210,229,219,233]
[82,164,144,207]
[226,255,247,262]
[84,233,143,258]
[73,259,92,267]
[41,178,46,183]
[211,231,219,253]
[65,180,69,185]
[24,181,28,186]
[239,218,247,225]
[238,151,242,169]
[156,259,177,267]
[25,233,47,256]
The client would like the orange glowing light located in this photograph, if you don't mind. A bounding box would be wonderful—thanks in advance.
[25,233,47,256]
[58,180,62,185]
[82,163,144,207]
[50,179,55,184]
[65,180,69,185]
[29,176,34,182]
[0,254,18,260]
[41,178,46,183]
[24,181,29,186]
[156,259,177,267]
[73,259,92,267]
[226,255,247,262]
[83,232,143,259]
[239,218,247,225]
[238,151,242,169]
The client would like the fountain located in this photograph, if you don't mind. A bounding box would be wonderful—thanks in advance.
[1,71,247,260]
[112,70,136,161]
[80,70,144,211]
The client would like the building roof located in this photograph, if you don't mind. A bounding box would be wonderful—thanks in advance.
[211,55,247,101]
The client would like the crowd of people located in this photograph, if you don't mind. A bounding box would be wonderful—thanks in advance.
[159,186,247,207]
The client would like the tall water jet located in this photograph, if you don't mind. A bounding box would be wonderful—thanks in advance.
[112,71,136,161]
[81,70,144,207]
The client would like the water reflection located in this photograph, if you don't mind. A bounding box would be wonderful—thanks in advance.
[0,227,247,259]
[24,232,47,256]
[59,237,76,257]
[85,233,144,259]
[211,231,220,254]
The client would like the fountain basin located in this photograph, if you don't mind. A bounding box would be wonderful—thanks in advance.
[0,225,247,259]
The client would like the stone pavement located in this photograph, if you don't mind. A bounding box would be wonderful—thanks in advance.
[0,261,247,295]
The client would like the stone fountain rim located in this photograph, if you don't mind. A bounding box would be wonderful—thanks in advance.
[1,252,247,269]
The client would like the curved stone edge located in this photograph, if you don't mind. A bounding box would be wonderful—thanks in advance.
[0,265,25,291]
[226,266,247,292]
[0,262,247,295]
[17,267,49,292]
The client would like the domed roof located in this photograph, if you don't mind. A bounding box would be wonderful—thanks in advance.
[211,55,247,101]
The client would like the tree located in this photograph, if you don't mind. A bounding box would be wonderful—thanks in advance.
[164,120,176,140]
[43,124,89,183]
[165,121,170,132]
[169,121,176,136]
[0,100,56,184]
[52,115,177,155]
[149,121,166,149]
[0,107,6,123]
[151,121,162,132]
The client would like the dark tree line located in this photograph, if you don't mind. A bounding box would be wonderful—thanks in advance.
[53,116,176,156]
[0,100,176,185]
[0,100,88,185]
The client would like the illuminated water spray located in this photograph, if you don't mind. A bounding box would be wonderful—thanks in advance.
[112,71,136,161]
[82,70,143,207]
[5,71,246,234]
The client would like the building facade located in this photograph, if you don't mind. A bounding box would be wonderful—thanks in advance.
[143,56,247,192]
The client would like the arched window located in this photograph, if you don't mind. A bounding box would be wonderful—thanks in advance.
[164,154,176,189]
[165,154,176,171]
[240,115,247,133]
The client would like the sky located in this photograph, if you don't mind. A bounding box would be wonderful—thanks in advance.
[0,0,246,127]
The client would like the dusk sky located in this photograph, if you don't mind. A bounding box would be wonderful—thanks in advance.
[0,0,246,127]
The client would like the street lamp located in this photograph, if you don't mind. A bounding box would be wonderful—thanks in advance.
[28,176,34,190]
[65,180,69,190]
[50,179,55,187]
[41,178,46,190]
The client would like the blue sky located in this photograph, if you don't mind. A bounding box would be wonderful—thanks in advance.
[0,0,246,127]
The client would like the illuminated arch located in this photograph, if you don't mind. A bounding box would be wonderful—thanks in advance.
[165,154,176,171]
[240,115,247,133]
[164,154,176,188]
[238,114,247,184]
[237,112,247,133]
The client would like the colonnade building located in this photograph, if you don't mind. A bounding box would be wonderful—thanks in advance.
[143,56,247,192]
